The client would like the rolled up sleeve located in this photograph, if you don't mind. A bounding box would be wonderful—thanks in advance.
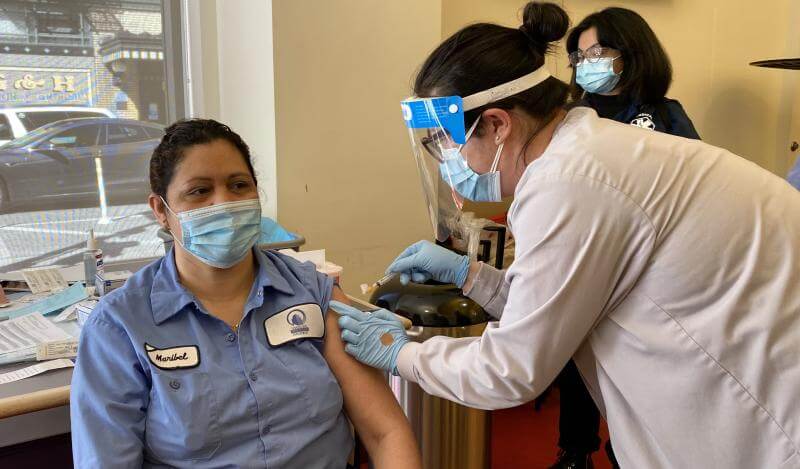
[463,262,509,319]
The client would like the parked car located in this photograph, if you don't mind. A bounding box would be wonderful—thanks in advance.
[0,106,117,147]
[0,118,164,213]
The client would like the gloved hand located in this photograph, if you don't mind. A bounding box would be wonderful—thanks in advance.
[330,301,410,375]
[386,240,470,287]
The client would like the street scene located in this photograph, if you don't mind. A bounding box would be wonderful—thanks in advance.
[0,204,163,271]
[0,0,170,272]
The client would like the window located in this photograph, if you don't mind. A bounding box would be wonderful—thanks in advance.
[0,114,12,141]
[106,123,151,145]
[16,111,70,131]
[0,1,184,272]
[48,125,100,148]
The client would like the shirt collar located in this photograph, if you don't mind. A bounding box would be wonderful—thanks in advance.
[150,248,295,325]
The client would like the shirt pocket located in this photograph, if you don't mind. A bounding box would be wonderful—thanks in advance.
[276,340,344,424]
[145,370,222,461]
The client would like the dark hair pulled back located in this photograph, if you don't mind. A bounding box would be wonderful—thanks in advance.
[149,119,256,200]
[413,2,570,135]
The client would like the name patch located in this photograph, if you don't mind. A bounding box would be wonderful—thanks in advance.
[144,343,200,370]
[264,303,325,346]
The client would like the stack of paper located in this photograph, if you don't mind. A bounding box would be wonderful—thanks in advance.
[0,313,73,365]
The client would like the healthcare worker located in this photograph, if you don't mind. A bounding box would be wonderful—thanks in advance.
[71,119,421,468]
[559,8,702,468]
[331,3,800,468]
[567,7,699,139]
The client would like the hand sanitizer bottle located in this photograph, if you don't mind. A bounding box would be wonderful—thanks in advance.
[83,230,103,290]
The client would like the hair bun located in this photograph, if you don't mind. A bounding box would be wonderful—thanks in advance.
[521,2,570,54]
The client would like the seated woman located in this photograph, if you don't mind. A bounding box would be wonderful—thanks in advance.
[70,119,421,468]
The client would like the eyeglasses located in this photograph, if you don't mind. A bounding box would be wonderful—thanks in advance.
[420,129,453,163]
[568,44,619,67]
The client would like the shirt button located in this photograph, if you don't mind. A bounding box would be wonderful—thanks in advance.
[263,424,271,434]
[169,380,181,390]
[249,372,258,382]
[225,333,236,342]
[257,290,263,297]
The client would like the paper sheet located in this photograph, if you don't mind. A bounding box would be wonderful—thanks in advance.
[37,339,79,360]
[0,312,72,357]
[0,358,74,385]
[21,268,68,294]
[0,282,88,320]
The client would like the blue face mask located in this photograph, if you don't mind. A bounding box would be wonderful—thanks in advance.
[438,116,503,202]
[576,57,621,94]
[163,198,262,268]
[439,151,502,202]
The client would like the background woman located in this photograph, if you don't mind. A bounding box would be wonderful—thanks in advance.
[567,7,700,139]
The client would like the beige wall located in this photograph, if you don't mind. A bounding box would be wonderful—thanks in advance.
[205,0,798,298]
[441,0,800,175]
[272,0,441,297]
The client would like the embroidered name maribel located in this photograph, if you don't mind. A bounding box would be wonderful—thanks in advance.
[155,351,189,362]
[144,343,200,369]
[288,309,310,336]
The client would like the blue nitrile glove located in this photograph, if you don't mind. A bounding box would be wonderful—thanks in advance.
[386,240,470,287]
[330,301,410,375]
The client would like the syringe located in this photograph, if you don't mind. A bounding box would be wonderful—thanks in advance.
[360,273,396,296]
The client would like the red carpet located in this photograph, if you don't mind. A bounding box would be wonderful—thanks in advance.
[491,389,612,469]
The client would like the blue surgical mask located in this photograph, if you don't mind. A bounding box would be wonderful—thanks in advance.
[576,57,621,94]
[163,198,262,268]
[438,116,503,202]
[440,151,502,202]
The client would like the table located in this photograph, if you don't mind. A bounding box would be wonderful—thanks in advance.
[0,362,72,447]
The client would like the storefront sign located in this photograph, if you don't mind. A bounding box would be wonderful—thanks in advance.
[0,67,93,107]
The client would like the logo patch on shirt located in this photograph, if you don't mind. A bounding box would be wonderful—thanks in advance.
[264,303,325,346]
[144,343,200,370]
[630,113,656,130]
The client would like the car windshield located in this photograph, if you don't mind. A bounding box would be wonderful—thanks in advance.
[1,121,71,149]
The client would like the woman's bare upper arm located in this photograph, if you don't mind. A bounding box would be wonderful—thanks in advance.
[322,287,408,444]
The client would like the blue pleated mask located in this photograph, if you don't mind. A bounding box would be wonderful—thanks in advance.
[163,198,262,268]
[576,57,621,94]
[438,116,503,202]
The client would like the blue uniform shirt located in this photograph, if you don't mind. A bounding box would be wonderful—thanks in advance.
[574,95,701,140]
[71,249,353,468]
[788,154,800,190]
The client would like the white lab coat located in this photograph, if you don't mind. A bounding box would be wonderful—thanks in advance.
[396,108,800,468]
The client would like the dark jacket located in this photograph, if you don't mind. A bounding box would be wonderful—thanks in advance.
[573,95,701,140]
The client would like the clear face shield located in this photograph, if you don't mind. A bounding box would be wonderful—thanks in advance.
[401,96,467,242]
[400,66,551,241]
